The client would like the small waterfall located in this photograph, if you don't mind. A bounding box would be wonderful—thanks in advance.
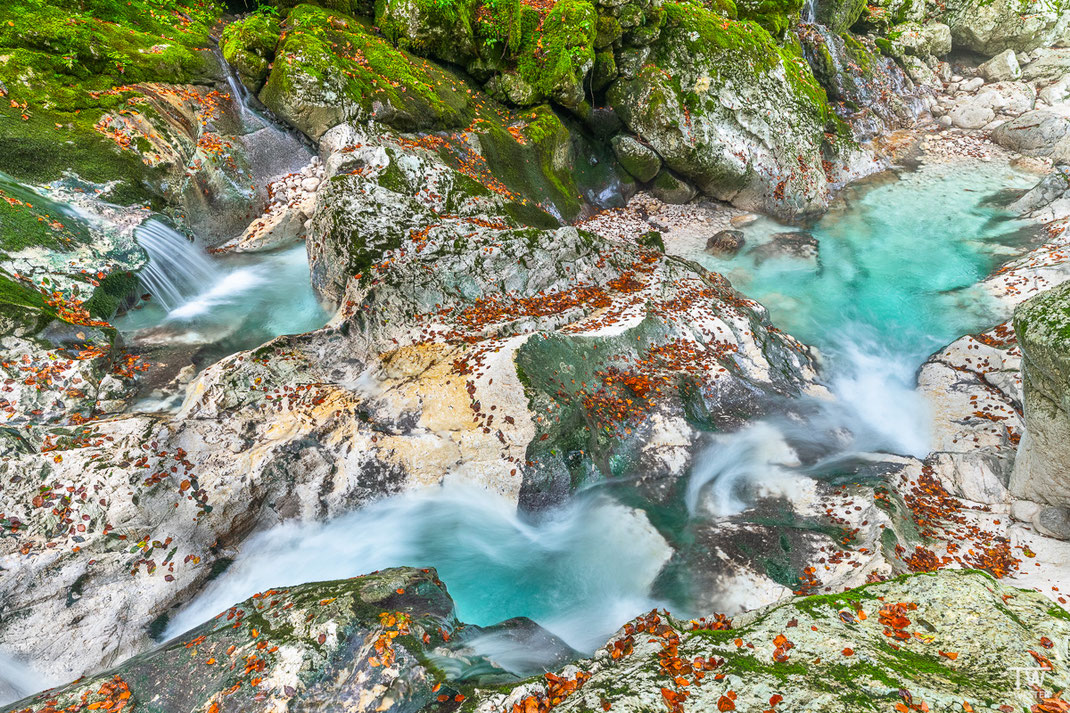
[801,0,817,23]
[212,45,249,121]
[134,220,221,312]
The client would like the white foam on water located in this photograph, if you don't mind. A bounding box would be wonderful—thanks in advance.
[165,485,672,654]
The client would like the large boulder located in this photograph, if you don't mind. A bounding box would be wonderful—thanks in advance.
[884,20,953,58]
[939,0,1070,56]
[991,110,1070,164]
[0,567,572,711]
[375,0,479,66]
[259,4,474,139]
[469,571,1070,713]
[608,2,839,219]
[220,11,282,92]
[814,0,867,33]
[1011,280,1070,506]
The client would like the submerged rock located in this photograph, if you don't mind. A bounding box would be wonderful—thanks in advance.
[750,231,820,264]
[704,230,746,257]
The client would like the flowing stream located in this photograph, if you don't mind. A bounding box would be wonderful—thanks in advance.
[161,159,1039,659]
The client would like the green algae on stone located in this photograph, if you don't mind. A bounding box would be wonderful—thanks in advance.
[0,568,464,713]
[466,570,1070,713]
[0,0,221,198]
[607,1,836,217]
[513,0,597,110]
[735,0,804,37]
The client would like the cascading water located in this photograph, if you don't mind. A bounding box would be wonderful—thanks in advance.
[133,220,221,313]
[165,486,672,654]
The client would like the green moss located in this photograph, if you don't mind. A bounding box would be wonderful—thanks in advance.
[513,0,596,106]
[0,0,220,195]
[261,4,474,135]
[221,12,282,91]
[595,15,623,47]
[375,0,478,64]
[478,105,581,221]
[82,270,138,319]
[734,0,804,36]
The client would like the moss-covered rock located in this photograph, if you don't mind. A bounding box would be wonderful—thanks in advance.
[375,0,480,66]
[0,0,221,199]
[469,571,1070,713]
[607,1,836,218]
[735,0,804,37]
[1,568,483,712]
[220,11,282,92]
[611,135,661,182]
[1011,280,1070,506]
[259,3,475,139]
[514,0,598,110]
[813,0,866,33]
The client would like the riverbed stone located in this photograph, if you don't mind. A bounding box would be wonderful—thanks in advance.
[979,49,1022,82]
[992,110,1070,164]
[704,230,746,257]
[611,135,662,182]
[1034,505,1070,540]
[468,571,1070,713]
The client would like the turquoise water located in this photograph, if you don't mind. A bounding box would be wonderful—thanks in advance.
[115,242,329,361]
[165,161,1040,668]
[701,163,1034,358]
[692,162,1035,456]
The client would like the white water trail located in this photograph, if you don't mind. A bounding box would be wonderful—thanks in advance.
[0,652,54,707]
[134,220,221,313]
[165,486,672,653]
[825,336,931,458]
[686,422,808,518]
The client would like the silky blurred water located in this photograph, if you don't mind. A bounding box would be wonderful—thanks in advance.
[161,161,1041,665]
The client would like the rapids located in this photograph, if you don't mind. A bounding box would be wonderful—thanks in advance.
[164,159,1039,658]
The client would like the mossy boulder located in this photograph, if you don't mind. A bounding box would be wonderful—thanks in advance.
[1011,280,1070,506]
[607,1,836,218]
[813,0,866,32]
[470,570,1070,713]
[0,0,221,200]
[735,0,804,37]
[259,3,475,139]
[514,0,598,110]
[0,567,561,712]
[375,0,480,66]
[220,11,282,92]
[611,134,661,182]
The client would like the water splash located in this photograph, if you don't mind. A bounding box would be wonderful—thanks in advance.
[686,423,806,517]
[134,220,221,313]
[165,486,672,653]
[0,652,53,707]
